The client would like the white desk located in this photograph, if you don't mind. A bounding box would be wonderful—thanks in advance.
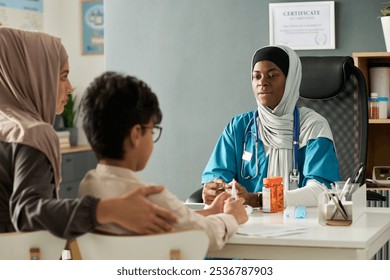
[206,207,390,260]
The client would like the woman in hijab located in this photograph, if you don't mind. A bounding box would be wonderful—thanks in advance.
[0,27,176,238]
[202,45,340,207]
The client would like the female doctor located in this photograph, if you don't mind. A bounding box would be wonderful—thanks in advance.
[201,45,340,207]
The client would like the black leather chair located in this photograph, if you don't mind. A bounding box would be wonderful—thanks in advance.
[298,56,368,184]
[187,56,370,203]
[186,187,203,203]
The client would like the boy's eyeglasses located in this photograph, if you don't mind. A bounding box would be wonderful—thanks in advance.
[141,125,162,143]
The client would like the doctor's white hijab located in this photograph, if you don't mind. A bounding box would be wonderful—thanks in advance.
[251,45,333,189]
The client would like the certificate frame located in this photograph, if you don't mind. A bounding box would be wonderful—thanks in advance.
[269,1,335,50]
[81,0,104,55]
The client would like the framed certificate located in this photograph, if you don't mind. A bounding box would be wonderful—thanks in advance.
[269,1,335,50]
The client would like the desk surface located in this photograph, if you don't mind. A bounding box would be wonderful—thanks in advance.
[60,145,91,154]
[207,207,390,260]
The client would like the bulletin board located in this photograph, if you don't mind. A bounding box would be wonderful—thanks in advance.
[0,0,43,31]
[81,0,104,55]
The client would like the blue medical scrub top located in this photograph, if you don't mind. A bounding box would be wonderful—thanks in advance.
[202,111,340,192]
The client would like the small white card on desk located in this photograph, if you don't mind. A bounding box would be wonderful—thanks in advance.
[236,224,307,237]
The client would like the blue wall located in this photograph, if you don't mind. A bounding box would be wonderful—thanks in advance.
[105,0,386,200]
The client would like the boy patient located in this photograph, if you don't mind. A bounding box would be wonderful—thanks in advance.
[79,72,248,250]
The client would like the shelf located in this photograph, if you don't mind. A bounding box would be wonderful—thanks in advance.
[60,145,92,154]
[367,188,390,191]
[353,52,390,180]
[352,52,390,58]
[369,119,390,124]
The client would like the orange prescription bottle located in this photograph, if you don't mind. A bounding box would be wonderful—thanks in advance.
[273,176,284,212]
[262,177,278,213]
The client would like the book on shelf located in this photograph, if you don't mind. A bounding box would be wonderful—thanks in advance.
[56,130,70,138]
[56,130,70,149]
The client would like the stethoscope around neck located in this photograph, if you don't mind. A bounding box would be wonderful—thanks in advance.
[240,106,300,189]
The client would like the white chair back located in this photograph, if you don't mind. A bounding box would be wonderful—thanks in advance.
[76,230,209,260]
[0,231,66,260]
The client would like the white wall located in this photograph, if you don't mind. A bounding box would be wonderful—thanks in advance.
[105,0,258,201]
[43,0,104,145]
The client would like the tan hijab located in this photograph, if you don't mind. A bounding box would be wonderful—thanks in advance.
[0,27,67,192]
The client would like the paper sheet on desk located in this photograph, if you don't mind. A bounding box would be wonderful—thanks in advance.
[236,224,307,237]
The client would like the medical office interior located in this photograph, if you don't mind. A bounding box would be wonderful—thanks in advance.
[1,0,390,260]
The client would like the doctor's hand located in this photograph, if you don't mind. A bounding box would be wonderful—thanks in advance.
[202,179,228,205]
[223,197,248,225]
[230,180,249,201]
[228,181,259,208]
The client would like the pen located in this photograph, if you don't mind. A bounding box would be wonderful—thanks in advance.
[330,183,336,192]
[350,162,364,183]
[353,166,364,184]
[231,180,237,200]
[339,177,351,201]
[330,193,349,221]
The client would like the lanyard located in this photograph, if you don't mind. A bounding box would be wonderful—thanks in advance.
[290,106,300,189]
[292,106,300,174]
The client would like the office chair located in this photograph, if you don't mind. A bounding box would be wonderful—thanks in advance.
[76,230,209,260]
[0,231,66,260]
[186,188,203,203]
[298,56,368,184]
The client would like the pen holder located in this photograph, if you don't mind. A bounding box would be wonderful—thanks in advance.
[318,191,353,226]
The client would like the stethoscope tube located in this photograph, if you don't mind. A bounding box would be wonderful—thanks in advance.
[241,112,259,179]
[241,107,300,185]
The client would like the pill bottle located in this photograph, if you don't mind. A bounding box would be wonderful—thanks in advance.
[273,176,285,212]
[262,177,277,213]
[369,93,379,119]
[377,96,389,119]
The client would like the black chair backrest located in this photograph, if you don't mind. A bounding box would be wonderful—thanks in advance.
[297,56,368,183]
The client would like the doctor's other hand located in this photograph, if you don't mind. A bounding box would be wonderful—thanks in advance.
[202,179,228,205]
[96,185,177,235]
[223,197,248,225]
[231,180,249,201]
[230,181,259,208]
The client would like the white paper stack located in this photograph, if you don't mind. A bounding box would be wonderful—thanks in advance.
[236,224,307,238]
[56,130,70,149]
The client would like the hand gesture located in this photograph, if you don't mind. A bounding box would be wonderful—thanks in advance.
[202,179,228,205]
[223,197,248,225]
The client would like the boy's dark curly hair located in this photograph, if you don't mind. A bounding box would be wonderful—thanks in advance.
[82,71,162,160]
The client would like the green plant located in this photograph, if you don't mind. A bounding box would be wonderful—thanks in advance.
[380,2,390,17]
[62,93,79,128]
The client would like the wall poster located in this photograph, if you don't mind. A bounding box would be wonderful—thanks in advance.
[81,0,104,55]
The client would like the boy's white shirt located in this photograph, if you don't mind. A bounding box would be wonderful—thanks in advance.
[79,163,238,251]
